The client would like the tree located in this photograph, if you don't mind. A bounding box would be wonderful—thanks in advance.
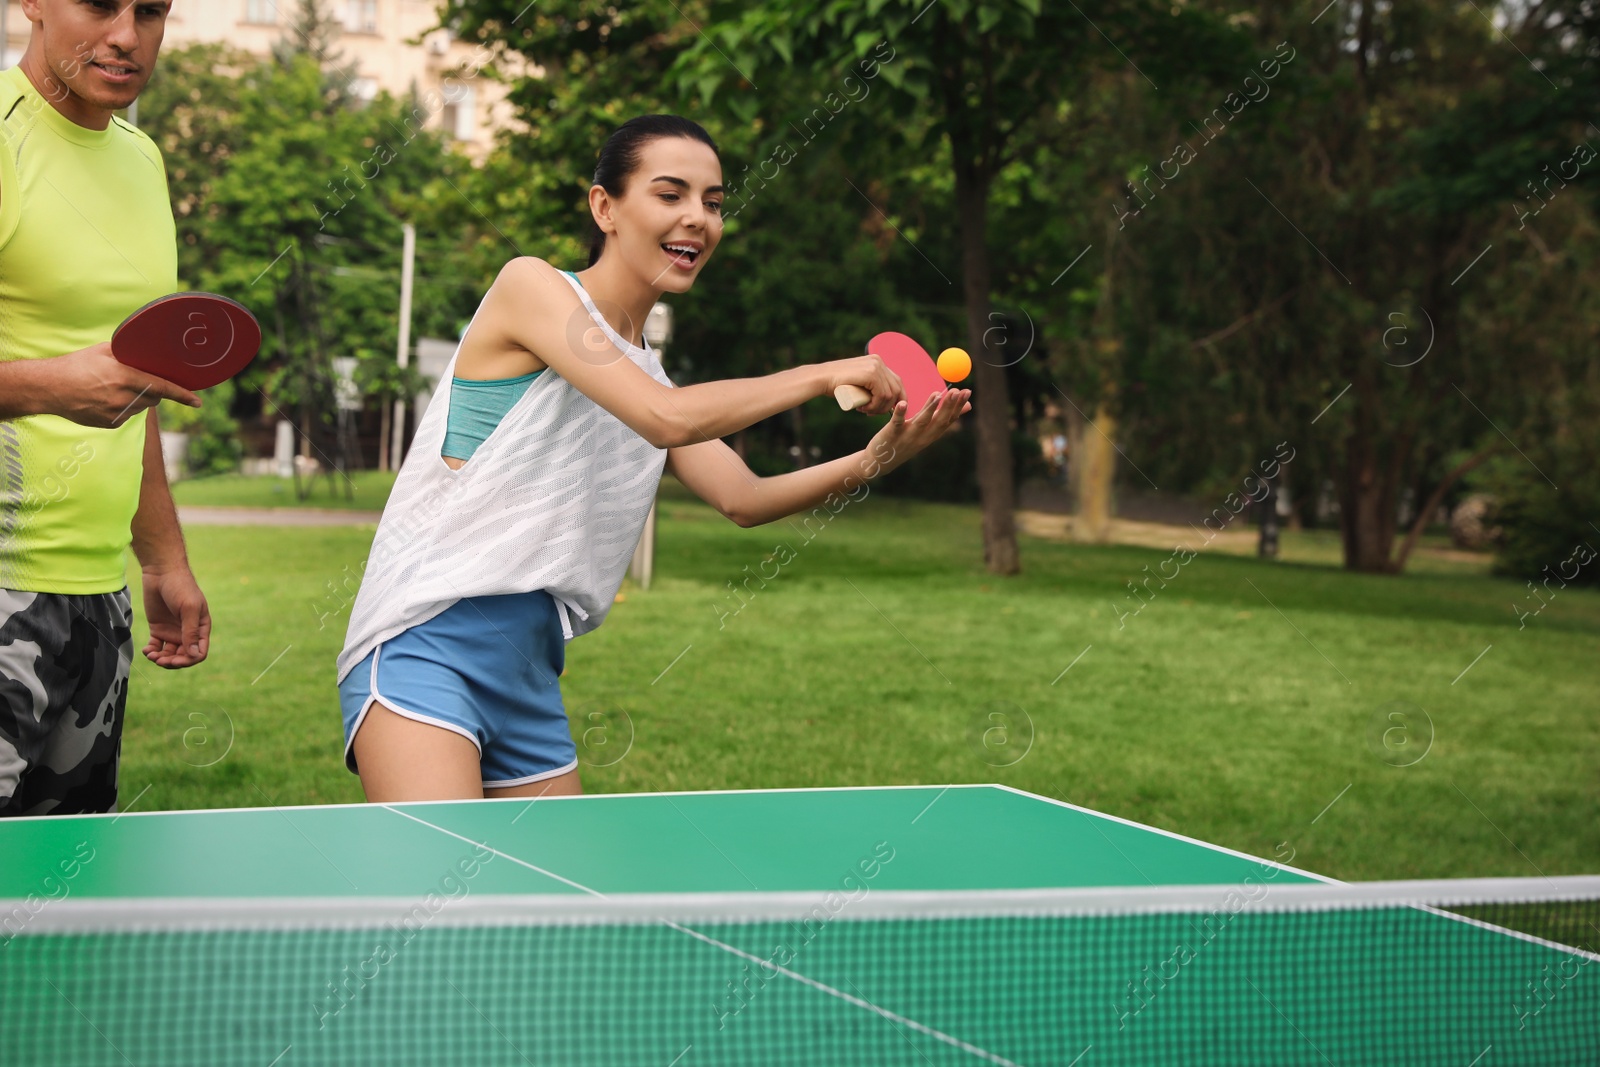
[271,0,354,80]
[139,37,470,489]
[671,0,1239,572]
[1106,0,1600,572]
[436,0,934,464]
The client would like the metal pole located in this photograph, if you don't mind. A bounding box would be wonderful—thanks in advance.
[629,501,656,590]
[389,222,415,470]
[630,302,672,591]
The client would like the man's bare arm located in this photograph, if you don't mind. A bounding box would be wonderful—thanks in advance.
[0,343,200,426]
[130,412,188,572]
[131,412,210,668]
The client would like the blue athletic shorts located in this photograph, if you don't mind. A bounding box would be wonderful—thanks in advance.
[339,590,576,788]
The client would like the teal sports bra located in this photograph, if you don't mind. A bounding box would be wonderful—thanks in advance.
[441,371,542,461]
[441,270,589,461]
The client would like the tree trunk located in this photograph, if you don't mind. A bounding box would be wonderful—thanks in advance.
[1074,206,1124,543]
[1258,474,1280,558]
[378,397,391,473]
[956,161,1019,574]
[1390,444,1497,573]
[1337,430,1400,572]
[1074,388,1116,543]
[1063,397,1084,502]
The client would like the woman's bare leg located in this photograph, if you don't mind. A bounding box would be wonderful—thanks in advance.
[486,768,583,799]
[352,700,485,802]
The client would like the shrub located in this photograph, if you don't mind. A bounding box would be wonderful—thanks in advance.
[158,383,243,478]
[1480,404,1600,587]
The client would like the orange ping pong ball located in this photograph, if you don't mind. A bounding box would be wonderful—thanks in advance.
[937,347,971,383]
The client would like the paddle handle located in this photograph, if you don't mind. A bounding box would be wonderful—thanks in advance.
[834,384,872,411]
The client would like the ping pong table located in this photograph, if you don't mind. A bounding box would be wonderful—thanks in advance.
[2,784,1595,1065]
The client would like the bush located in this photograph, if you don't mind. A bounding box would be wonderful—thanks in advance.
[158,383,243,478]
[1480,408,1600,587]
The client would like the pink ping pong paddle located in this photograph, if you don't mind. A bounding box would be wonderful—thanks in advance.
[112,292,262,391]
[834,331,950,419]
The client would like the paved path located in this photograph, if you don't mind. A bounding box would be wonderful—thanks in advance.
[177,506,383,526]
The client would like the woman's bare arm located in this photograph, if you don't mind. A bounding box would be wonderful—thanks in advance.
[476,258,905,448]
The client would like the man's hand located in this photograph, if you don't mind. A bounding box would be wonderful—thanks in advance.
[141,565,211,669]
[4,343,201,427]
[864,386,973,478]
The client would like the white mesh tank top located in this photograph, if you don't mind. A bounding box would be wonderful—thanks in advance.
[336,268,671,684]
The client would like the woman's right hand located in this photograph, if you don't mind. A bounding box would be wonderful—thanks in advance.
[825,355,905,415]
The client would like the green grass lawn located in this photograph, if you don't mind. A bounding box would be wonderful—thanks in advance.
[125,483,1600,882]
[170,470,396,510]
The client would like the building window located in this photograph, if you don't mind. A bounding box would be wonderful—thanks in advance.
[344,0,377,34]
[440,86,475,142]
[243,0,277,24]
[351,77,379,102]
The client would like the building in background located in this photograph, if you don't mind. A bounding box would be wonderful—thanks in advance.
[0,0,527,159]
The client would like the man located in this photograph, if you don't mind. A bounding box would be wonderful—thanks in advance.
[0,0,209,816]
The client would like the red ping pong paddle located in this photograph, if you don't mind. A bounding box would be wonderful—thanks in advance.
[834,331,950,419]
[112,292,263,391]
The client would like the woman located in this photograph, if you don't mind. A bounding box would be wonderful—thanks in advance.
[337,115,970,802]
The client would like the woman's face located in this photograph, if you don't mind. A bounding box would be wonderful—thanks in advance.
[596,136,724,294]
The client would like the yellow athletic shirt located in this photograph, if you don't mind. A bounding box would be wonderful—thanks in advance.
[0,66,178,593]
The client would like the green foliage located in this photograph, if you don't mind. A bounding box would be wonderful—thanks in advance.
[158,385,243,477]
[437,0,947,474]
[439,1,1236,477]
[138,38,479,467]
[1481,404,1600,587]
[1092,2,1600,570]
[438,0,722,276]
[338,0,1600,542]
[135,42,255,286]
[271,0,353,75]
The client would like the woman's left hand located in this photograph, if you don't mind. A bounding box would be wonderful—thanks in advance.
[863,387,973,479]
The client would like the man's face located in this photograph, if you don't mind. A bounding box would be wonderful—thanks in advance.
[22,0,170,118]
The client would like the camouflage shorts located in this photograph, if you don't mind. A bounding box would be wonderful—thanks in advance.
[0,587,132,817]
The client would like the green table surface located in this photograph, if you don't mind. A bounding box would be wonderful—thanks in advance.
[0,785,1317,900]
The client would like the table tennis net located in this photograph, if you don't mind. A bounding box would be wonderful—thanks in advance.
[4,876,1597,1066]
